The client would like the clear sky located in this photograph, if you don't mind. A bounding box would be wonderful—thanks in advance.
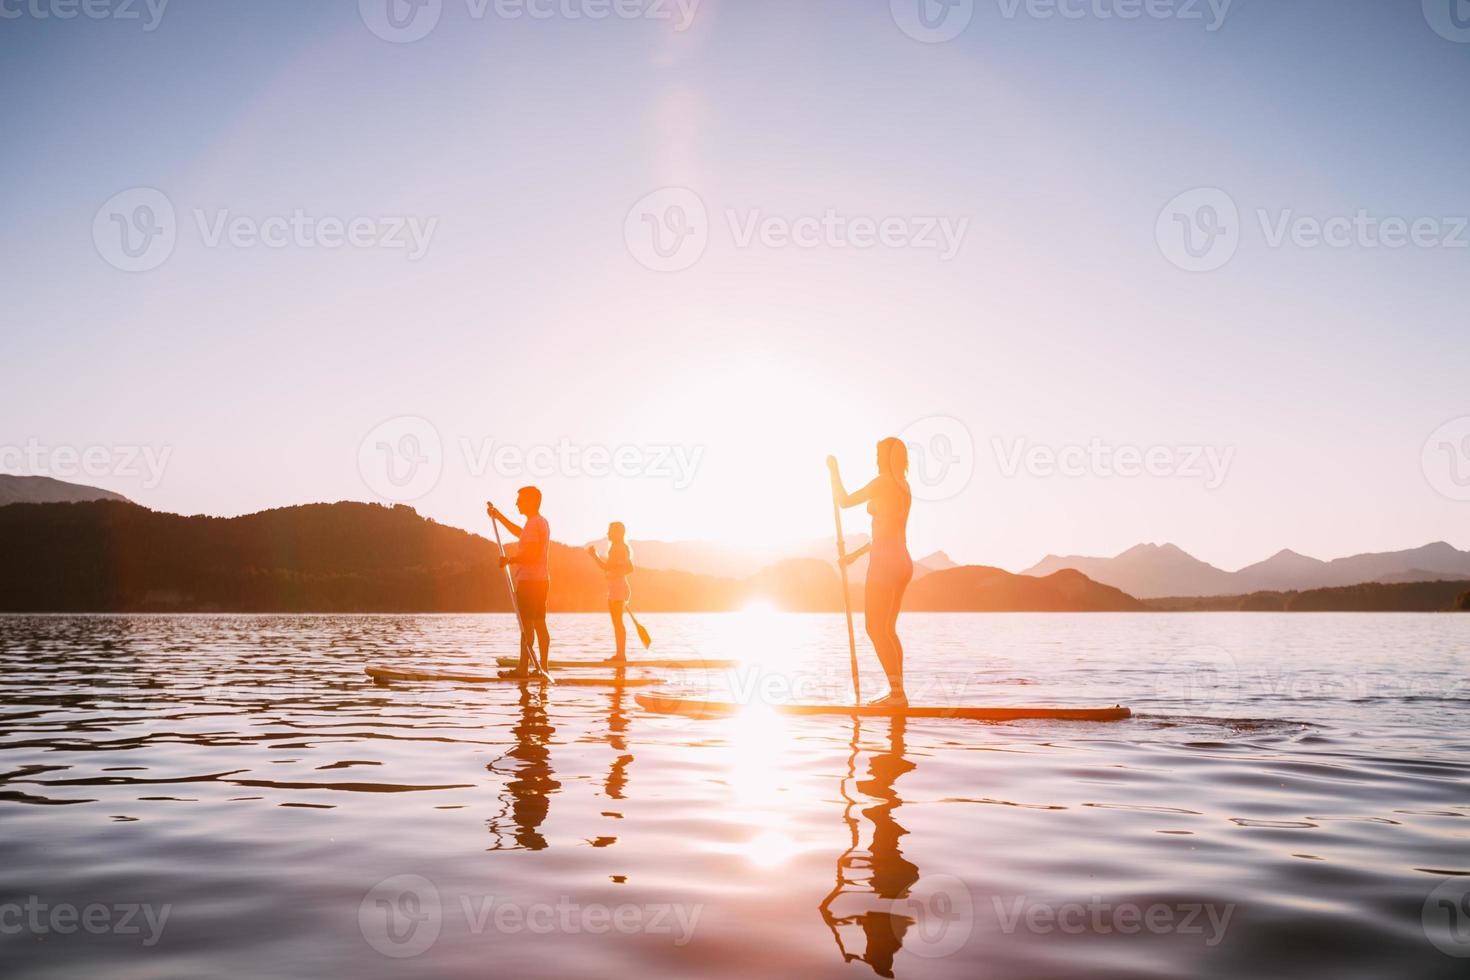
[3,0,1468,571]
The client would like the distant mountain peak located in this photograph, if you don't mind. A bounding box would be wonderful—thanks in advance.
[1118,542,1188,558]
[0,475,130,507]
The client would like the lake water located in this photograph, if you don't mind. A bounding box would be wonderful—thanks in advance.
[1,612,1467,979]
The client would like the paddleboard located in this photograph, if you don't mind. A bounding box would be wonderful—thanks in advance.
[366,665,663,686]
[634,693,1130,722]
[493,657,736,670]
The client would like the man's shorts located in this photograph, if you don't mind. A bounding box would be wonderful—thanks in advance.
[515,579,549,620]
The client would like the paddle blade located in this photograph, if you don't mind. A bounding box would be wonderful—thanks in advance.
[635,621,652,649]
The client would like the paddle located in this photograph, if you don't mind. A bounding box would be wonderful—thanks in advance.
[827,456,861,705]
[488,502,552,683]
[626,608,653,649]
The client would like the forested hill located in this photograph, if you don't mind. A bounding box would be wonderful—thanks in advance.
[0,501,516,613]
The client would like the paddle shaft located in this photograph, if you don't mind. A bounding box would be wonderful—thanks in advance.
[625,607,653,648]
[830,481,861,704]
[490,510,550,679]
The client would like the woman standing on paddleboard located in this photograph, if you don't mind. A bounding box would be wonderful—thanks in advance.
[828,438,913,707]
[586,522,635,662]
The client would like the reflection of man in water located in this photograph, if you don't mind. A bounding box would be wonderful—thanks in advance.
[487,685,560,850]
[820,718,920,978]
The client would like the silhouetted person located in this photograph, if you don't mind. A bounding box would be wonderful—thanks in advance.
[488,486,551,675]
[586,522,635,661]
[486,684,560,850]
[820,718,921,978]
[828,439,913,706]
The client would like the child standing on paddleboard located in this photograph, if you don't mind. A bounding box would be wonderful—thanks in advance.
[586,522,635,661]
[488,486,552,676]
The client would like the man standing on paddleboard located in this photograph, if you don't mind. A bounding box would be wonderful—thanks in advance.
[488,486,552,676]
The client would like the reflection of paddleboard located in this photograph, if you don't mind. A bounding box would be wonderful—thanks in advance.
[634,693,1130,722]
[366,665,662,686]
[493,657,736,670]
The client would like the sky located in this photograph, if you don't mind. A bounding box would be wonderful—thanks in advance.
[2,0,1468,572]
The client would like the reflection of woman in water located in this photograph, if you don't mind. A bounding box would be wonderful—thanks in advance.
[820,718,920,978]
[587,522,635,662]
[829,439,914,706]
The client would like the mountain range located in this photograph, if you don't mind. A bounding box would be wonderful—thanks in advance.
[1023,542,1470,598]
[3,477,1465,605]
[0,474,130,506]
[0,499,1131,614]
